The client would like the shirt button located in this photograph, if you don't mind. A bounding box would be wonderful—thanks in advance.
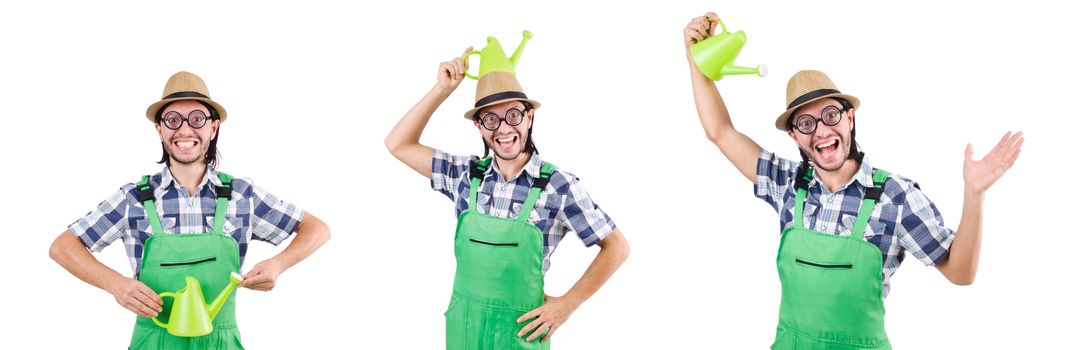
[820,225,827,230]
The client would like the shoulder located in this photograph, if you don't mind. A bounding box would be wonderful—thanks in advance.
[880,172,923,205]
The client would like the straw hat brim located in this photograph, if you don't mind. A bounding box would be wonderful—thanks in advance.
[775,93,860,131]
[463,98,541,120]
[145,97,228,124]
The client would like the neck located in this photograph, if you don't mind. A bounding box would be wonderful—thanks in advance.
[814,158,859,193]
[495,152,531,181]
[168,162,208,195]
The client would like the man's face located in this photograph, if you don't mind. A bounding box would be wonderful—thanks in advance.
[787,98,854,171]
[156,100,219,166]
[474,101,533,161]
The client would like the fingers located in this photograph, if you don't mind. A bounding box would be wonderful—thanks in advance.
[1004,135,1024,170]
[126,298,158,318]
[516,306,541,323]
[965,143,974,162]
[526,322,550,342]
[544,324,559,342]
[136,282,163,308]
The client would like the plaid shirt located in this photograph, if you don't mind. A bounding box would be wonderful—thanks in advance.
[69,167,304,277]
[432,150,616,272]
[756,150,955,297]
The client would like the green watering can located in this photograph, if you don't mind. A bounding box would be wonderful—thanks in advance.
[690,19,767,80]
[152,272,243,337]
[462,30,533,80]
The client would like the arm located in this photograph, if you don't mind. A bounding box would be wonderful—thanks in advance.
[241,211,331,291]
[517,229,629,342]
[385,48,470,178]
[49,230,162,317]
[685,12,764,182]
[936,131,1023,285]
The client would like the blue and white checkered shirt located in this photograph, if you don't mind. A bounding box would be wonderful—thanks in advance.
[432,150,616,272]
[69,167,304,277]
[756,150,955,297]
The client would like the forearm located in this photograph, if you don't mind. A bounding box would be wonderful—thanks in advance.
[385,86,452,177]
[271,212,331,271]
[688,57,736,142]
[560,230,629,307]
[49,230,125,293]
[385,86,450,152]
[939,191,985,285]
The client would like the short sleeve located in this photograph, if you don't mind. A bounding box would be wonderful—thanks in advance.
[754,149,802,212]
[556,173,616,247]
[247,181,305,245]
[431,149,474,200]
[68,185,135,252]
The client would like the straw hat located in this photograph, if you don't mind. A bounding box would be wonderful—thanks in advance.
[463,71,540,120]
[145,71,228,123]
[775,70,860,131]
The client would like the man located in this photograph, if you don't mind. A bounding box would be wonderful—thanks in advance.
[49,71,331,349]
[684,12,1023,349]
[385,48,629,349]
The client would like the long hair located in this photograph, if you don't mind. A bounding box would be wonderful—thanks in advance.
[155,101,221,169]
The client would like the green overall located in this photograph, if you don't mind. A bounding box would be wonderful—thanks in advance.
[445,157,555,350]
[129,173,244,350]
[772,167,892,350]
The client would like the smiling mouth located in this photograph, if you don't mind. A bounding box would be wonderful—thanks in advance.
[172,139,199,150]
[814,138,840,157]
[494,135,518,148]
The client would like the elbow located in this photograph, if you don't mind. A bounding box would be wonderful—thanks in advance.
[48,235,66,263]
[384,137,401,155]
[950,271,976,286]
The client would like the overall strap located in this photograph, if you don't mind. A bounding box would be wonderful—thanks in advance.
[516,162,557,222]
[136,175,165,235]
[466,157,494,211]
[791,165,814,229]
[849,168,891,239]
[212,172,234,234]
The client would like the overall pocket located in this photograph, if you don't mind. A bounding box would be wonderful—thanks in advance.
[469,238,519,247]
[794,258,852,269]
[159,257,217,268]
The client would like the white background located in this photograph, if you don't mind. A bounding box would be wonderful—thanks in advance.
[1,0,1061,348]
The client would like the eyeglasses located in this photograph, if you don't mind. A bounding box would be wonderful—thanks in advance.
[160,110,216,130]
[792,105,844,135]
[478,108,527,131]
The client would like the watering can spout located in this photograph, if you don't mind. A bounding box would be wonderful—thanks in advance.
[721,64,768,77]
[509,30,533,68]
[207,272,243,320]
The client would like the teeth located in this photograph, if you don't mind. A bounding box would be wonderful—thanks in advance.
[816,139,838,150]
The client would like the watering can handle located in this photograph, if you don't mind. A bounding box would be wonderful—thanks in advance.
[150,292,176,329]
[707,18,729,35]
[462,50,482,80]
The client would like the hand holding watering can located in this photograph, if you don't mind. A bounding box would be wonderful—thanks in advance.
[685,12,767,80]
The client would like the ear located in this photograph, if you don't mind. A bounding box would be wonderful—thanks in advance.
[787,129,798,142]
[155,123,164,141]
[847,109,855,131]
[526,108,534,127]
[211,120,220,140]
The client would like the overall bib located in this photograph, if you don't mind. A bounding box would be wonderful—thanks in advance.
[129,173,244,350]
[446,157,555,350]
[772,167,892,350]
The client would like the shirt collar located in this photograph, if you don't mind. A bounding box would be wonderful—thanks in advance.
[483,152,544,180]
[159,166,224,193]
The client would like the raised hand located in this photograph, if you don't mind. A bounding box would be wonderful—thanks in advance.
[684,12,720,49]
[436,47,473,92]
[964,131,1024,195]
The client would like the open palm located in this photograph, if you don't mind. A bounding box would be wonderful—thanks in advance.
[964,131,1024,194]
